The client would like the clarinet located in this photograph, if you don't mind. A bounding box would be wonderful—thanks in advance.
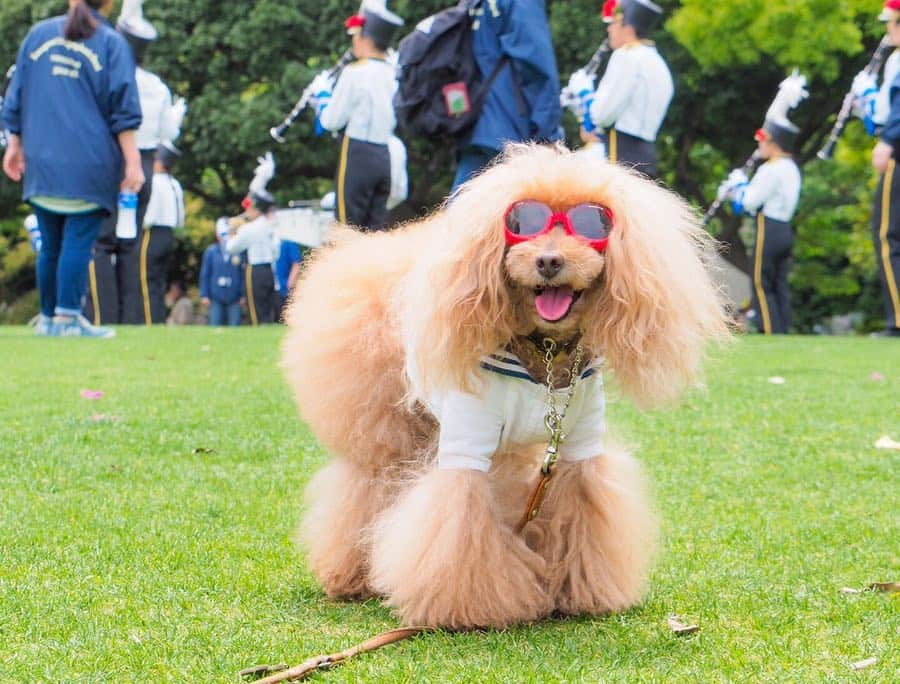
[702,151,762,226]
[270,49,355,143]
[0,64,16,149]
[817,35,894,160]
[560,40,611,106]
[582,39,612,78]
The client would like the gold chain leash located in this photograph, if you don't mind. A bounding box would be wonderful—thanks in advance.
[540,337,584,475]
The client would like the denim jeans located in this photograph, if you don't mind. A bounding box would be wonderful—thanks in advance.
[208,301,242,326]
[452,146,499,191]
[32,206,106,317]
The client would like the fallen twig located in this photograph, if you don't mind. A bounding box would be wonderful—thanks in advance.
[667,615,700,636]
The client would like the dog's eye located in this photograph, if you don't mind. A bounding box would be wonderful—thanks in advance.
[568,204,613,240]
[505,201,552,236]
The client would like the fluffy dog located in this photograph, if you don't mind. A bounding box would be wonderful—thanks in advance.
[282,144,729,630]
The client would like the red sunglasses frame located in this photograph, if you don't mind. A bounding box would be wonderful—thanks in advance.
[503,201,614,252]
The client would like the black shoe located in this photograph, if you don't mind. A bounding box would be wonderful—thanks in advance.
[869,328,900,338]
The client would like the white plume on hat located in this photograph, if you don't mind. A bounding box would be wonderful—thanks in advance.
[249,152,276,196]
[118,0,158,40]
[765,69,809,127]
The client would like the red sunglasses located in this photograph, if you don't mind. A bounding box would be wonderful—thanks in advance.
[504,200,614,252]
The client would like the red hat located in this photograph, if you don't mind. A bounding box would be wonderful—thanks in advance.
[602,0,620,24]
[753,128,770,143]
[344,14,365,35]
[880,0,900,21]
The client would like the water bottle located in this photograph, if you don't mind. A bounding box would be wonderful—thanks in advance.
[24,214,42,254]
[115,191,138,239]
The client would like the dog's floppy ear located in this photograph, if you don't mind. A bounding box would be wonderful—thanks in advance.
[581,173,730,407]
[401,185,515,396]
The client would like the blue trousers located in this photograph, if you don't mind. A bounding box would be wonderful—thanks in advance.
[32,206,105,317]
[208,301,242,326]
[452,146,500,191]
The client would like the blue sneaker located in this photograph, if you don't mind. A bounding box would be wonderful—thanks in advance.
[35,314,54,336]
[52,315,116,339]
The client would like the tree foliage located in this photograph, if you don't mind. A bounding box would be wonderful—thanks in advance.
[0,0,893,331]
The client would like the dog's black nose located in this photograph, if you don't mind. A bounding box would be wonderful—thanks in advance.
[535,253,564,279]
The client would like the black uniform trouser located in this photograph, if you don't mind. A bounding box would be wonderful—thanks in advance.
[246,264,275,326]
[750,214,794,335]
[871,159,900,333]
[607,129,658,179]
[140,226,174,324]
[336,137,391,231]
[85,150,155,324]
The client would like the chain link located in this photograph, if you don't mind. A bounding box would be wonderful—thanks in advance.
[540,338,584,475]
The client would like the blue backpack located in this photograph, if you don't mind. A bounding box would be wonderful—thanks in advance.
[393,0,509,139]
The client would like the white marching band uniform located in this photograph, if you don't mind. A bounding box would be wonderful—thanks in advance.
[589,42,673,145]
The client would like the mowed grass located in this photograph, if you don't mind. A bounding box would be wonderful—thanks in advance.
[0,326,897,683]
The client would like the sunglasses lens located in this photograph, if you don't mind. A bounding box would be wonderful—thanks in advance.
[505,201,552,236]
[568,204,613,240]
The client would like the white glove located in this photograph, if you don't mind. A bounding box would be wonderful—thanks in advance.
[717,169,749,201]
[309,70,335,98]
[249,152,275,195]
[566,69,596,98]
[851,71,878,99]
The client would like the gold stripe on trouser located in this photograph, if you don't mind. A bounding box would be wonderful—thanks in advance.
[609,129,617,163]
[754,213,772,335]
[88,260,100,326]
[337,135,350,224]
[245,265,258,326]
[879,159,900,322]
[139,229,152,325]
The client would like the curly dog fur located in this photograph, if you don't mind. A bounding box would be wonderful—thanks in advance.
[282,144,730,629]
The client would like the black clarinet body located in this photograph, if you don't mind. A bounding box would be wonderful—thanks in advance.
[270,50,355,143]
[817,35,894,161]
[582,39,611,78]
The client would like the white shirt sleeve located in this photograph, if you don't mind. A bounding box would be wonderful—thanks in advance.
[225,219,265,255]
[437,386,506,473]
[560,376,605,462]
[742,163,778,216]
[318,68,356,133]
[589,49,639,130]
[157,84,181,144]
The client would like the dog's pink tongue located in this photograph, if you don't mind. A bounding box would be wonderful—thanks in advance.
[535,286,574,322]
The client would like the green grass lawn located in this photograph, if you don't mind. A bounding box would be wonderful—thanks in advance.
[0,326,897,683]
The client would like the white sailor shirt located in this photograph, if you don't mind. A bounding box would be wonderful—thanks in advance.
[742,157,802,223]
[226,215,279,266]
[874,50,900,127]
[318,58,397,144]
[135,67,181,151]
[416,349,606,473]
[143,172,185,229]
[589,41,674,142]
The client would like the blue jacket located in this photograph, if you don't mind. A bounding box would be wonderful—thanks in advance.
[466,0,562,152]
[275,240,303,294]
[2,11,141,214]
[200,243,246,305]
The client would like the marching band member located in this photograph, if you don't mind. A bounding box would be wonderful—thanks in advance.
[140,140,185,324]
[226,153,279,325]
[572,0,673,178]
[310,1,404,231]
[89,0,186,324]
[719,73,808,335]
[854,0,900,337]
